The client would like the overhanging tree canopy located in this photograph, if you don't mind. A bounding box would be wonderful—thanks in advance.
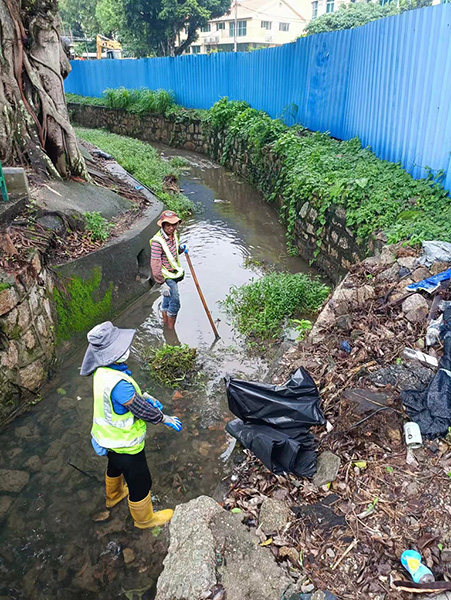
[95,0,232,57]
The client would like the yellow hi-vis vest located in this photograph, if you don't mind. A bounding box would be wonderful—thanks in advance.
[150,230,184,280]
[91,367,146,454]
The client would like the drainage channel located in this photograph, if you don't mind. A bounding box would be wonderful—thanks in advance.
[0,144,322,600]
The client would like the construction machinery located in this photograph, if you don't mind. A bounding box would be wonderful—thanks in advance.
[96,35,122,59]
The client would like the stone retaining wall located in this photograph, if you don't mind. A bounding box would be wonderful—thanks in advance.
[69,103,375,282]
[0,251,56,423]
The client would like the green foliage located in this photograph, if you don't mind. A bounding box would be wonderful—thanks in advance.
[209,98,451,249]
[291,318,313,341]
[84,211,113,242]
[224,272,330,342]
[66,90,208,122]
[59,0,99,38]
[0,282,11,292]
[147,344,197,387]
[207,97,251,131]
[75,127,194,219]
[170,156,189,169]
[95,0,232,58]
[104,88,175,114]
[53,267,113,342]
[304,0,432,36]
[66,93,107,106]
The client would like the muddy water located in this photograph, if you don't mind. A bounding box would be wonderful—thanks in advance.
[0,147,320,600]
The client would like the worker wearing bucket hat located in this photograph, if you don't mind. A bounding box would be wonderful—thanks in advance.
[81,321,183,529]
[150,210,187,330]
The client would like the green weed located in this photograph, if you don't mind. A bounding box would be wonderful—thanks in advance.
[224,272,329,342]
[146,344,197,387]
[75,128,194,219]
[209,98,450,249]
[84,211,113,242]
[104,87,175,115]
[66,93,107,106]
[291,318,313,341]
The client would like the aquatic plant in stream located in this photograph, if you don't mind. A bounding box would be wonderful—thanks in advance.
[224,272,329,342]
[147,344,197,387]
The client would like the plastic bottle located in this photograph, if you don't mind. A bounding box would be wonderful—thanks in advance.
[401,550,435,583]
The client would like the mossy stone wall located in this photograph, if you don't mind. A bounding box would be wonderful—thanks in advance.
[69,103,373,282]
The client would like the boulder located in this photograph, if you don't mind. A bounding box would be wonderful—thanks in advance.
[259,497,292,534]
[0,496,13,521]
[313,452,341,487]
[402,294,429,324]
[156,496,291,600]
[0,469,30,493]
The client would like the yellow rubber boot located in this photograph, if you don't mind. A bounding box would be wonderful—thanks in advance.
[105,474,129,508]
[128,492,174,529]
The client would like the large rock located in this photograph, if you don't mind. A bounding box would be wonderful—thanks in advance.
[402,294,429,324]
[313,452,341,487]
[259,497,293,534]
[0,469,30,493]
[0,496,13,521]
[156,496,291,600]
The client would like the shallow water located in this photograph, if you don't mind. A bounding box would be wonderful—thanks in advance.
[0,146,321,599]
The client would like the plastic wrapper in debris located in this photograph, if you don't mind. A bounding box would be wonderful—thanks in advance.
[402,307,451,438]
[225,368,325,477]
[417,241,451,267]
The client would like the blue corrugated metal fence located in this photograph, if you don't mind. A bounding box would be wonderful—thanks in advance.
[65,4,451,191]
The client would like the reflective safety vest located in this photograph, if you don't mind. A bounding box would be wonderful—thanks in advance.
[91,367,146,455]
[150,230,184,280]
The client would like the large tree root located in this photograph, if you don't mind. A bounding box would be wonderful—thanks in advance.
[0,0,89,180]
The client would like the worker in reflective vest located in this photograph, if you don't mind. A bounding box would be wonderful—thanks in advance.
[150,210,188,330]
[80,321,183,529]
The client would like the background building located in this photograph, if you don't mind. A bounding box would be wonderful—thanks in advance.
[178,0,310,54]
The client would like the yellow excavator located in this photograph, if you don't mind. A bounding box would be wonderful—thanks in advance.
[96,35,122,59]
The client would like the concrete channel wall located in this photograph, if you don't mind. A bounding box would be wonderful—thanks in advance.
[69,103,376,281]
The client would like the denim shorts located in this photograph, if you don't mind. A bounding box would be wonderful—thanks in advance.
[161,279,181,316]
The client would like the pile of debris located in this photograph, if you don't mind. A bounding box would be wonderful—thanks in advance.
[223,242,451,599]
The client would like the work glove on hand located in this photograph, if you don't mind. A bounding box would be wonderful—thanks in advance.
[162,414,183,432]
[179,243,188,254]
[142,392,163,411]
[162,284,171,297]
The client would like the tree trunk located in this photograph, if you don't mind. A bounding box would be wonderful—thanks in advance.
[0,0,88,179]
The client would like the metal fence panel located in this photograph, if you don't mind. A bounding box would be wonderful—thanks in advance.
[65,4,451,190]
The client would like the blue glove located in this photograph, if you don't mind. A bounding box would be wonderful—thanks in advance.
[162,415,183,432]
[179,244,188,254]
[142,392,164,411]
[91,437,108,456]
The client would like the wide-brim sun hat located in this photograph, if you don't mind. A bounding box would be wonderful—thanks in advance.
[157,210,181,227]
[80,321,136,376]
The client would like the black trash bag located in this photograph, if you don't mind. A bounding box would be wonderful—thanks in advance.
[225,367,325,477]
[226,419,318,478]
[226,367,325,429]
[401,307,451,438]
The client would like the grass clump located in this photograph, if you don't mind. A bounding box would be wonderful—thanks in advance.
[104,88,175,114]
[66,93,107,106]
[75,127,194,219]
[224,272,330,342]
[84,211,113,242]
[147,344,197,387]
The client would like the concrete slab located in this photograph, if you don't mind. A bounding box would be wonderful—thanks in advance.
[33,180,132,219]
[3,167,29,197]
